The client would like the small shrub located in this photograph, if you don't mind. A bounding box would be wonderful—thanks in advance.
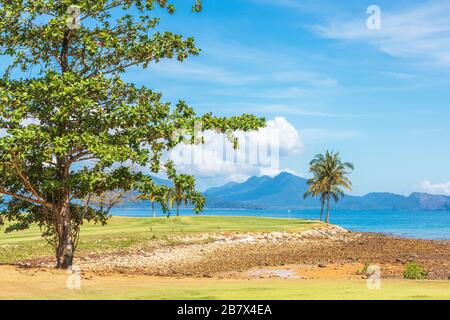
[361,261,370,275]
[403,262,427,280]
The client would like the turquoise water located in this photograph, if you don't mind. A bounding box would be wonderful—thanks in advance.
[110,208,450,240]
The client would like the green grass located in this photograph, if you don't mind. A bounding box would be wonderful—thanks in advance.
[1,215,448,300]
[74,279,450,300]
[2,275,449,300]
[0,216,320,263]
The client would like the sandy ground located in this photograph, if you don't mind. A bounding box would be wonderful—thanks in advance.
[14,225,450,280]
[1,225,449,299]
[2,264,450,300]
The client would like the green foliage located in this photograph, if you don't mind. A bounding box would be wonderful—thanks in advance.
[0,0,264,267]
[403,262,427,280]
[163,161,205,216]
[0,0,203,76]
[303,151,354,223]
[360,261,371,276]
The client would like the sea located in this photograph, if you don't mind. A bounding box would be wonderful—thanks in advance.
[110,208,450,240]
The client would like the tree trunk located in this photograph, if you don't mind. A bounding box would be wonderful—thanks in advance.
[325,195,331,224]
[319,199,324,221]
[176,202,180,217]
[152,202,156,217]
[55,193,74,269]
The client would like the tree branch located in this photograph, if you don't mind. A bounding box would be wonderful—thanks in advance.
[0,187,52,209]
[11,151,52,208]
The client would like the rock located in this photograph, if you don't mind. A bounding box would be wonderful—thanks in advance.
[409,254,418,261]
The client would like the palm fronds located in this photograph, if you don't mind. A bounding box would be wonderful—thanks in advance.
[303,151,354,223]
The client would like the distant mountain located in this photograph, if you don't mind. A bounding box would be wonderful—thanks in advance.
[150,176,173,187]
[2,173,448,211]
[115,176,173,208]
[1,176,174,210]
[203,172,450,211]
[204,172,314,208]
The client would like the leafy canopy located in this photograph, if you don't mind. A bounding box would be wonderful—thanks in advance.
[0,1,265,247]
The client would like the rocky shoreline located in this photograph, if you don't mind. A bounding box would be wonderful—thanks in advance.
[18,225,450,280]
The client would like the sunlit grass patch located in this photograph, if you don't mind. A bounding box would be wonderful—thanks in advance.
[0,215,319,264]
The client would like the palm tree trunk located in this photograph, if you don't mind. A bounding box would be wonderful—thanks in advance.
[176,202,180,217]
[325,195,331,224]
[152,202,156,217]
[319,199,324,221]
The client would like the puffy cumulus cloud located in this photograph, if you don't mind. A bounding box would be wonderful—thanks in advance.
[241,116,303,157]
[168,117,302,188]
[420,180,450,196]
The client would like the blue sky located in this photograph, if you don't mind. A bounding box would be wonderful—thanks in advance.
[122,0,450,195]
[1,0,449,196]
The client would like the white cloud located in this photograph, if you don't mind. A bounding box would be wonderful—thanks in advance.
[259,104,365,118]
[146,59,338,89]
[196,102,369,119]
[252,0,304,10]
[300,128,360,143]
[251,0,321,12]
[312,2,450,66]
[271,70,338,87]
[382,71,414,80]
[260,166,301,178]
[420,180,450,196]
[168,117,302,187]
[126,36,339,91]
[148,60,261,85]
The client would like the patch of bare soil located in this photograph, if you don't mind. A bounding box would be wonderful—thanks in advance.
[190,232,449,280]
[227,263,406,281]
[17,225,450,280]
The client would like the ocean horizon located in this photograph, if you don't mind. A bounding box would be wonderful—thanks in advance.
[110,208,450,241]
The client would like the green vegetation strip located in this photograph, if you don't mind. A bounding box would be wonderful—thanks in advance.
[1,275,449,300]
[0,216,319,264]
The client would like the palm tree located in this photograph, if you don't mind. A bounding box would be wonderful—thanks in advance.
[304,154,329,221]
[160,186,174,218]
[303,186,326,221]
[170,174,193,216]
[164,176,204,217]
[137,192,158,217]
[136,184,168,218]
[304,151,354,223]
[164,161,205,217]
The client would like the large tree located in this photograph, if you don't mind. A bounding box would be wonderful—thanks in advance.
[0,1,265,269]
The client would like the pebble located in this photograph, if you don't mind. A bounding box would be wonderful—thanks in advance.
[36,225,353,274]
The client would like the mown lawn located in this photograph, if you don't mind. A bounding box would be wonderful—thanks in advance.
[0,267,448,300]
[0,215,320,263]
[1,216,448,300]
